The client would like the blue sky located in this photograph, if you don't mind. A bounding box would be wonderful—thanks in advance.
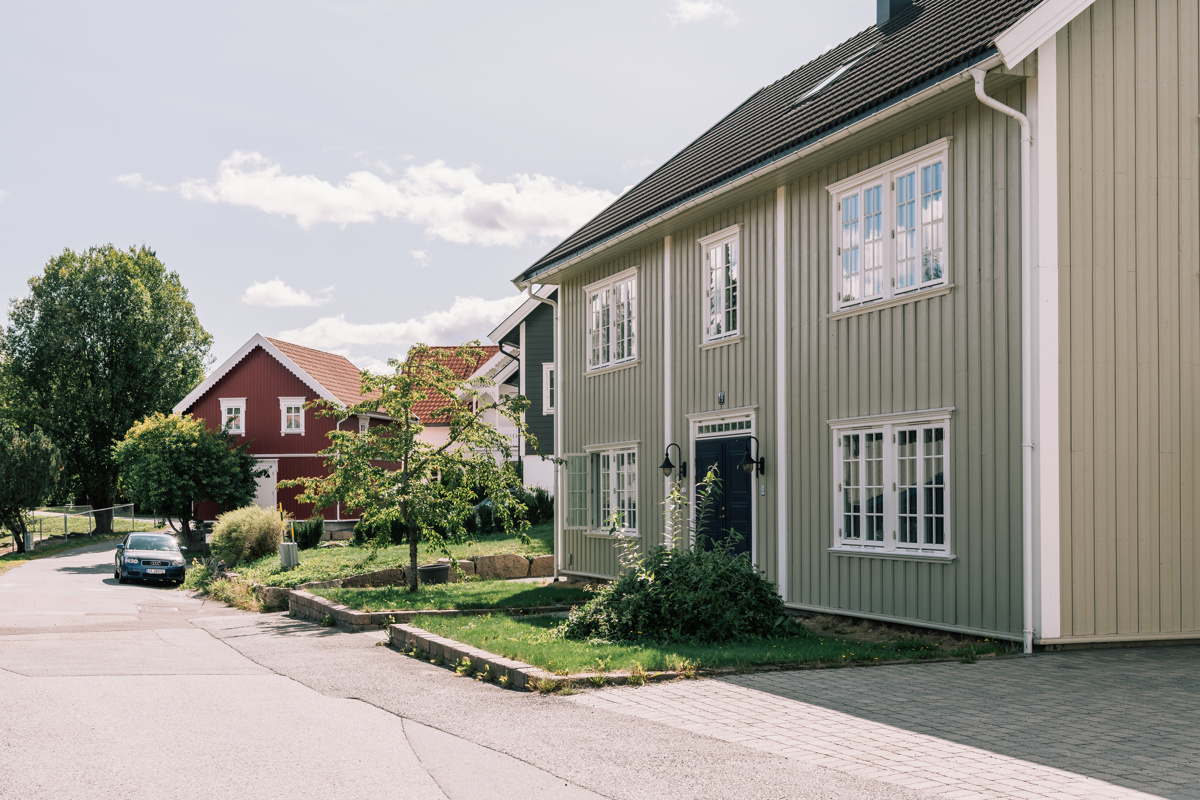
[1,0,873,373]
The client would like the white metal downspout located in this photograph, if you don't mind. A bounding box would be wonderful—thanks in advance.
[527,286,561,580]
[972,68,1035,655]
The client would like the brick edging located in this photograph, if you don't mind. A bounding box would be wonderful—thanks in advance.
[387,622,680,691]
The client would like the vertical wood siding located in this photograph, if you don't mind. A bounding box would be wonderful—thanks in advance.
[786,92,1026,636]
[560,243,665,577]
[561,91,1028,637]
[1058,0,1200,637]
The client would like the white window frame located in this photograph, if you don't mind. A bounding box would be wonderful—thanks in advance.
[698,224,741,343]
[829,408,952,558]
[542,362,555,415]
[219,397,246,436]
[827,137,950,311]
[582,442,639,536]
[279,396,306,435]
[357,415,370,434]
[583,267,638,372]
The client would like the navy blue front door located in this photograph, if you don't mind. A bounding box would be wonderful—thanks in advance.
[693,436,752,556]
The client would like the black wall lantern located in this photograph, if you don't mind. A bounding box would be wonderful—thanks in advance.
[740,435,765,475]
[660,443,687,478]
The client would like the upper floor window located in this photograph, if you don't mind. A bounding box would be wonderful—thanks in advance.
[698,224,741,342]
[827,138,949,311]
[831,409,951,558]
[279,397,305,435]
[542,363,555,414]
[584,267,638,371]
[219,397,245,436]
[358,415,369,434]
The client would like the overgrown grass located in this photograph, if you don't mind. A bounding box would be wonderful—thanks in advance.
[313,580,589,612]
[0,534,125,577]
[409,613,1015,676]
[234,521,552,588]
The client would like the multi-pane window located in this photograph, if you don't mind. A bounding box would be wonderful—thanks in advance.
[699,225,740,342]
[542,363,555,414]
[578,447,637,533]
[585,269,637,371]
[828,139,949,311]
[832,412,950,556]
[279,397,305,435]
[219,398,245,435]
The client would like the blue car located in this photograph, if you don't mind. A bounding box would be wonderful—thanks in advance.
[114,533,188,584]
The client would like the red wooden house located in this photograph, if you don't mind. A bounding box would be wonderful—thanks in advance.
[172,333,376,527]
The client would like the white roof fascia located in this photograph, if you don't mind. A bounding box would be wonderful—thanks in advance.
[172,333,340,414]
[994,0,1096,68]
[489,284,554,344]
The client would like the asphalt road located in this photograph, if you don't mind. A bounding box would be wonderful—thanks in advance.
[0,542,927,800]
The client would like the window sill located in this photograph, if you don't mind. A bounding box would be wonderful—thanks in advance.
[281,431,305,436]
[828,284,954,321]
[828,547,955,564]
[699,334,742,351]
[585,360,639,378]
[584,530,639,540]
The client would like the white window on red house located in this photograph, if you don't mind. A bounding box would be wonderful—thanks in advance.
[279,397,305,435]
[219,397,246,435]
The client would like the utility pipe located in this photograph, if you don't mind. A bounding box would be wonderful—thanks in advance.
[527,286,561,580]
[971,68,1034,655]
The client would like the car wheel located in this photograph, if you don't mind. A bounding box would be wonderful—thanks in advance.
[118,570,127,585]
[114,565,120,581]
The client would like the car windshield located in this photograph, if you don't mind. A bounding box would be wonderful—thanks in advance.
[127,535,178,552]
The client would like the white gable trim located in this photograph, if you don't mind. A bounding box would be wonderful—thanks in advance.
[994,0,1097,68]
[488,285,554,344]
[172,333,340,415]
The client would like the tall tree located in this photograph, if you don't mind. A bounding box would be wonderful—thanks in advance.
[283,343,534,591]
[0,421,62,554]
[0,245,211,532]
[114,413,262,541]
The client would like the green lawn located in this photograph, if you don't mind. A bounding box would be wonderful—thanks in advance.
[312,580,589,612]
[233,522,553,588]
[407,613,1014,676]
[2,516,160,557]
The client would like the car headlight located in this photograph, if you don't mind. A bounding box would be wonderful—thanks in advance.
[171,559,185,567]
[124,557,139,564]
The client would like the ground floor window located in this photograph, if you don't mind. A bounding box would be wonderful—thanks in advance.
[563,446,637,535]
[831,410,950,556]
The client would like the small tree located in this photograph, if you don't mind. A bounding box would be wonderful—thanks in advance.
[282,343,534,591]
[0,421,62,553]
[113,413,262,541]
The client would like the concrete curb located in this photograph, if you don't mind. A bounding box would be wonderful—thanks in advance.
[387,622,681,691]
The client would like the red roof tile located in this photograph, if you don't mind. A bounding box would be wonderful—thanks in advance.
[410,345,500,424]
[265,337,373,407]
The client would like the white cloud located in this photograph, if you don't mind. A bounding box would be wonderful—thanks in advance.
[277,295,523,355]
[241,278,333,308]
[410,249,431,268]
[666,0,739,25]
[124,151,616,247]
[114,173,169,192]
[0,190,7,202]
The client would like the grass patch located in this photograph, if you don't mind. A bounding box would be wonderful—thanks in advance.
[313,580,589,612]
[234,521,552,588]
[408,613,1015,676]
[0,534,125,577]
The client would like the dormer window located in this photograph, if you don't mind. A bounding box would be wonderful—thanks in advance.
[219,398,246,436]
[280,397,305,435]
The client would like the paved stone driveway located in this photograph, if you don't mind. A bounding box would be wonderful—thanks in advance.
[570,646,1200,800]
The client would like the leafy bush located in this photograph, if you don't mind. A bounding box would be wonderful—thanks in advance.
[530,487,553,524]
[352,517,393,547]
[211,505,285,566]
[558,468,788,645]
[294,516,325,550]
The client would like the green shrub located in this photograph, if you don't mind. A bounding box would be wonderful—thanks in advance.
[530,487,553,524]
[558,468,789,645]
[211,505,285,566]
[294,516,325,550]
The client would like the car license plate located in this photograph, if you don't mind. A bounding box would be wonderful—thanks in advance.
[146,569,165,575]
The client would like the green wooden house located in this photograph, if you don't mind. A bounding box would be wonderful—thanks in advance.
[513,0,1200,651]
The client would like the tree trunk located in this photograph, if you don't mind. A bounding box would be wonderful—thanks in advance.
[11,517,27,554]
[408,524,419,592]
